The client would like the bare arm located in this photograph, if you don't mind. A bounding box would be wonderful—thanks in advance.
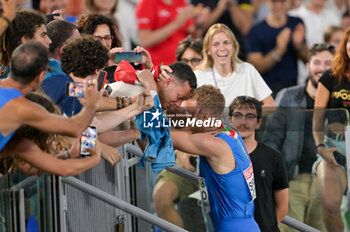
[228,5,253,35]
[97,97,117,111]
[98,129,140,147]
[19,99,96,137]
[262,95,276,108]
[139,6,193,48]
[274,188,289,223]
[171,130,219,158]
[99,141,121,166]
[14,81,99,137]
[0,0,16,37]
[312,83,329,147]
[248,28,291,74]
[202,0,229,30]
[92,90,153,133]
[15,139,100,176]
[312,83,339,166]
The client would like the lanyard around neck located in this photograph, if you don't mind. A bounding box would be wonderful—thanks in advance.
[211,68,218,88]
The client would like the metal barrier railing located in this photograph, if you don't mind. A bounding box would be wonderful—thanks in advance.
[125,143,321,232]
[61,176,187,232]
[2,141,327,232]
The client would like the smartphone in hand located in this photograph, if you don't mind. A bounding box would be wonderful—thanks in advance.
[333,151,346,166]
[46,13,60,22]
[80,126,97,157]
[66,82,84,98]
[97,71,107,91]
[114,51,142,64]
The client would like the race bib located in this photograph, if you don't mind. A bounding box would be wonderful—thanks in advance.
[199,177,211,213]
[243,163,256,201]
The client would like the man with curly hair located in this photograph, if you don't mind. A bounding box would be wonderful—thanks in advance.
[0,42,100,152]
[41,35,154,165]
[0,10,52,79]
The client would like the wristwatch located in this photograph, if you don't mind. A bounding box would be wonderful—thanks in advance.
[271,50,282,62]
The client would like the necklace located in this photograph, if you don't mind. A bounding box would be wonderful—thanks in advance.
[211,68,233,88]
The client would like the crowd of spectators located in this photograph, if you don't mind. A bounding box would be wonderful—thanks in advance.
[0,0,349,231]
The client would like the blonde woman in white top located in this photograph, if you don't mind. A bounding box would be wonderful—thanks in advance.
[194,23,275,108]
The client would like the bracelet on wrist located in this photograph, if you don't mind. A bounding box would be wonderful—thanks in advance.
[316,143,325,150]
[271,50,282,62]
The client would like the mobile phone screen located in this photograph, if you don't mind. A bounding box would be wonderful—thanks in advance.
[114,51,142,64]
[80,126,97,157]
[97,71,107,91]
[66,82,84,97]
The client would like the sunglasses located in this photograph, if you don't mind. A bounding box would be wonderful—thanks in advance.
[311,43,335,52]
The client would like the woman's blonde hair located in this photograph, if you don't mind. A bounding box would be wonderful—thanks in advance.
[197,23,242,71]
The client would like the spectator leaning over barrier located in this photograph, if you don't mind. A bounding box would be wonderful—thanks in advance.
[313,28,350,232]
[170,85,260,232]
[0,9,52,79]
[264,43,335,232]
[41,35,154,165]
[229,96,289,232]
[1,92,101,176]
[194,23,275,108]
[0,41,100,152]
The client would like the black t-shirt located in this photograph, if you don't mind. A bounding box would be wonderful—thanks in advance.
[250,143,289,232]
[319,69,350,124]
[190,0,251,60]
[299,89,317,173]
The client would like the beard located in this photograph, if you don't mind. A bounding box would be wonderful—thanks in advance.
[310,76,318,88]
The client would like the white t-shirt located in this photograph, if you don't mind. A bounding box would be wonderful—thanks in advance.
[289,5,341,47]
[194,62,272,107]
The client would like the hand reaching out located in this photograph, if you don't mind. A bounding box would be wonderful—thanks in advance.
[134,46,153,69]
[158,65,172,82]
[135,90,154,112]
[136,69,157,90]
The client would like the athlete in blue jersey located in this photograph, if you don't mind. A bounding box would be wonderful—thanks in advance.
[0,88,22,150]
[0,42,100,151]
[171,85,260,232]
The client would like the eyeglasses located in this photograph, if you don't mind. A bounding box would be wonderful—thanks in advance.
[231,112,258,121]
[94,35,113,42]
[311,43,335,52]
[180,58,202,66]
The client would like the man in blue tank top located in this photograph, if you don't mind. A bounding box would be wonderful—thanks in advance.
[0,42,100,151]
[170,85,260,232]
